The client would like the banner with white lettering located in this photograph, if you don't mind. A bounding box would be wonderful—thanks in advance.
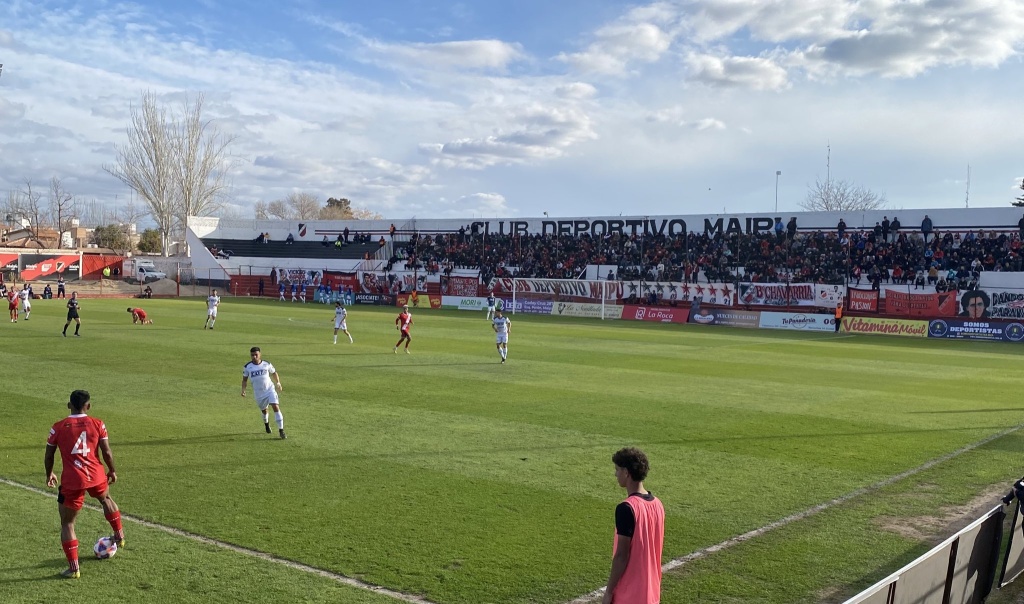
[737,283,818,307]
[274,268,323,285]
[814,284,847,307]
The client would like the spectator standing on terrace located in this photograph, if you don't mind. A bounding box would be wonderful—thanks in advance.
[774,218,784,241]
[603,447,664,604]
[343,227,349,242]
[258,278,264,297]
[921,215,933,244]
[389,223,396,239]
[881,217,890,242]
[786,217,797,240]
[1018,214,1024,240]
[837,218,847,236]
[890,217,901,241]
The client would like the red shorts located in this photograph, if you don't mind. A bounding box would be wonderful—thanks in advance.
[8,303,15,311]
[58,483,108,511]
[400,329,410,337]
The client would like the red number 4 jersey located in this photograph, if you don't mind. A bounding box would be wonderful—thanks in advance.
[47,415,109,489]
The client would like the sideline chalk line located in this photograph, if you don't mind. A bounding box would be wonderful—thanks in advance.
[565,422,1024,604]
[0,477,437,604]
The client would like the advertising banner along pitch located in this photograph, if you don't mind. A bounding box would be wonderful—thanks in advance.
[927,319,1024,342]
[737,283,819,307]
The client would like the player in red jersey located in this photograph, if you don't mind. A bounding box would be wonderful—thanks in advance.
[127,307,153,324]
[7,288,17,322]
[394,304,413,353]
[44,390,126,579]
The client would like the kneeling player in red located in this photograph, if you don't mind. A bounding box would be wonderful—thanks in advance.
[44,390,126,578]
[127,307,154,324]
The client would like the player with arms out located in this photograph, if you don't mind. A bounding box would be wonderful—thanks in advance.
[492,308,511,364]
[127,307,154,325]
[394,304,413,354]
[204,289,220,330]
[63,292,81,336]
[44,390,126,579]
[333,301,353,344]
[241,346,286,439]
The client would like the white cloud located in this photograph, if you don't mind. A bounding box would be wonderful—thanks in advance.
[560,22,673,75]
[436,192,511,217]
[685,53,790,90]
[555,82,598,99]
[420,105,597,169]
[373,39,525,71]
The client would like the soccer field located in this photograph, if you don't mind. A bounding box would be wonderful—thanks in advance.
[2,296,1024,603]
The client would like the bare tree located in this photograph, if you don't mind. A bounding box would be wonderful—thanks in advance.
[254,200,269,219]
[352,207,384,220]
[319,197,352,220]
[48,177,78,249]
[171,93,236,250]
[287,192,321,219]
[267,199,292,220]
[800,177,887,212]
[105,91,178,256]
[4,180,50,247]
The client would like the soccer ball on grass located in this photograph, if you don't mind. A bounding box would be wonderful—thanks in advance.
[94,536,118,559]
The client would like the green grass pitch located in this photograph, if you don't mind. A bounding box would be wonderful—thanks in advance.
[2,296,1024,603]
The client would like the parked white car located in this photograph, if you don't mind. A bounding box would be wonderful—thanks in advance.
[137,266,167,282]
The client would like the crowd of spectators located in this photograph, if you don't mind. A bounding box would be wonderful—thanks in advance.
[387,217,1024,292]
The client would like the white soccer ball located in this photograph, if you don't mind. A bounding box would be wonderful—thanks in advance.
[94,536,118,559]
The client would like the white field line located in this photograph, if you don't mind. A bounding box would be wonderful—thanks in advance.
[565,422,1024,604]
[0,477,437,604]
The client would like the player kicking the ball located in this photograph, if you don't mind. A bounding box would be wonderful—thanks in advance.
[241,347,286,439]
[333,301,353,344]
[44,390,126,579]
[492,308,511,363]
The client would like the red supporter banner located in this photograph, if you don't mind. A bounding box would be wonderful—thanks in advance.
[442,275,478,297]
[885,290,957,317]
[622,305,690,324]
[849,288,879,312]
[0,254,18,271]
[323,271,360,292]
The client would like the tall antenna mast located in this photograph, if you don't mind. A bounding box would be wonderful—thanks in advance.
[965,164,971,208]
[826,141,831,184]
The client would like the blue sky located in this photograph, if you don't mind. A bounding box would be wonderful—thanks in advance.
[2,0,1023,220]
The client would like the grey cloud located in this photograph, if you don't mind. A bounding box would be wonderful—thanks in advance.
[686,53,789,90]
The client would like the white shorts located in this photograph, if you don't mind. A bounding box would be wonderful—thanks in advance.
[22,301,30,310]
[335,319,347,330]
[496,333,508,344]
[254,391,279,410]
[487,305,495,311]
[208,309,218,317]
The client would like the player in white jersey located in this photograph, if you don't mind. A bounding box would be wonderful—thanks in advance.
[333,301,353,344]
[485,293,497,321]
[240,347,286,439]
[18,286,32,320]
[204,289,221,330]
[492,308,511,364]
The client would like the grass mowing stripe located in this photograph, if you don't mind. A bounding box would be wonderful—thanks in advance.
[0,477,438,604]
[564,421,1024,604]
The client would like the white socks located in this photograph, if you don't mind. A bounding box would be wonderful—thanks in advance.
[274,411,284,429]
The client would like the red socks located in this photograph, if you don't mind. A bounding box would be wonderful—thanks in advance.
[105,511,124,539]
[62,539,79,570]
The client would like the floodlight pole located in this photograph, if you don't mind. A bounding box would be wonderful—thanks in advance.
[775,170,781,213]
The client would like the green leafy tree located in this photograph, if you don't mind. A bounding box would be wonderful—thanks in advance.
[320,197,352,219]
[92,224,132,254]
[1013,179,1024,207]
[138,228,163,253]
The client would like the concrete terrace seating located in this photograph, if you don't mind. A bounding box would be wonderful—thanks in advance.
[201,238,379,260]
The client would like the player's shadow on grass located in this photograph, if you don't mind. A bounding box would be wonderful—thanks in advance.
[115,432,252,448]
[0,560,67,584]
